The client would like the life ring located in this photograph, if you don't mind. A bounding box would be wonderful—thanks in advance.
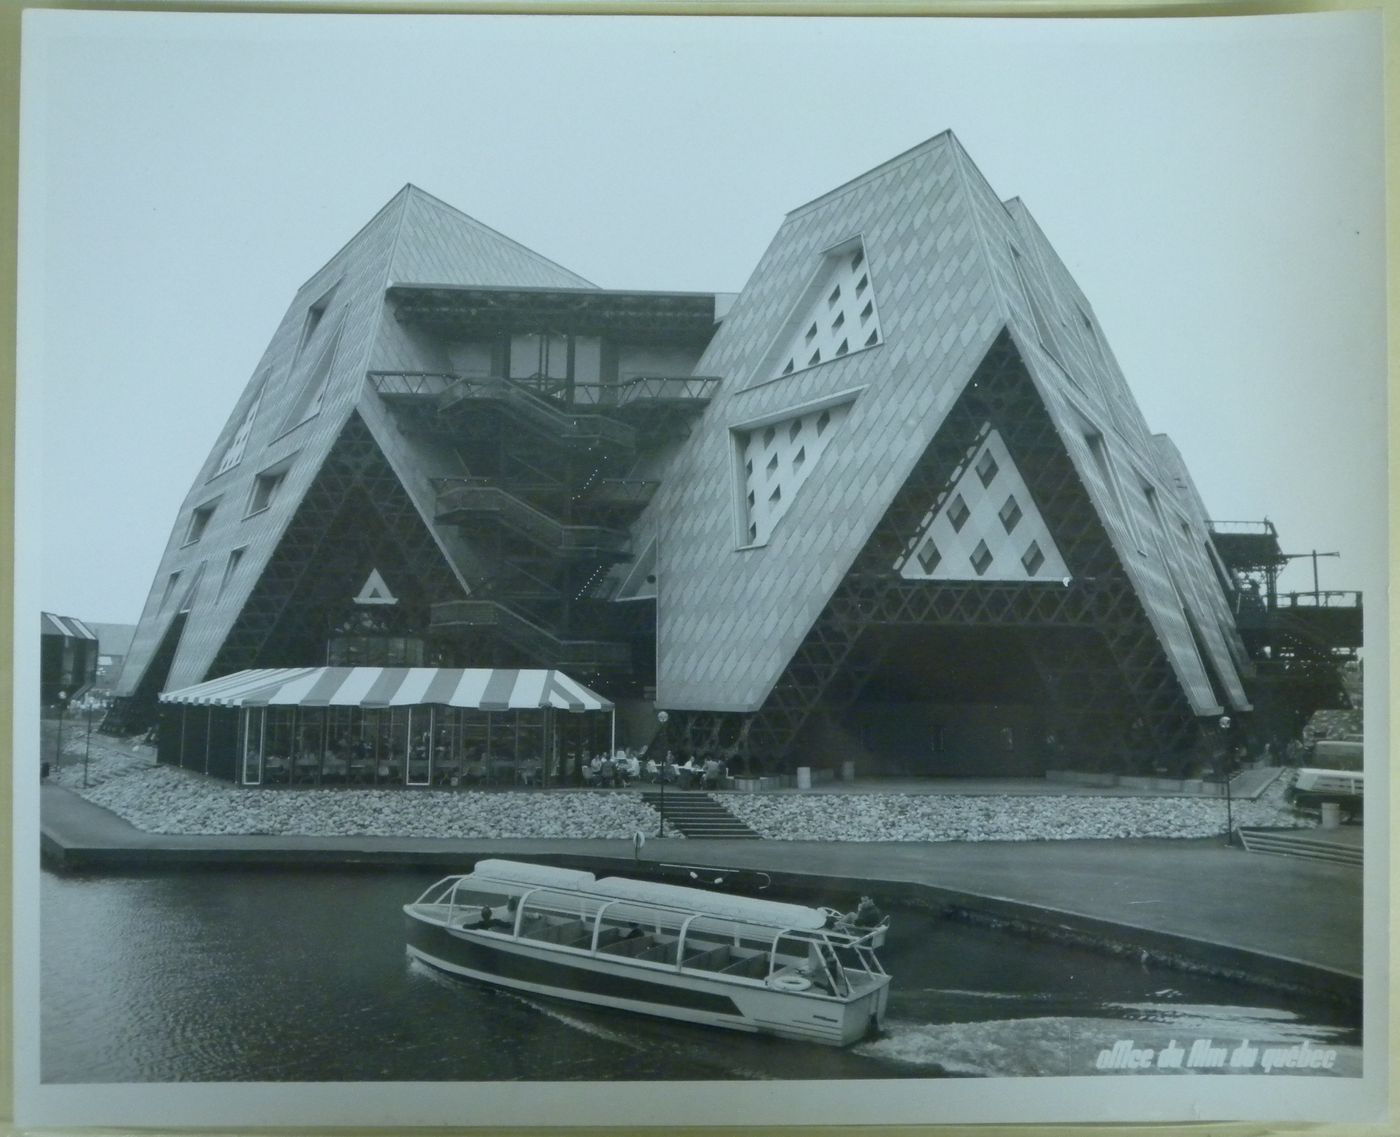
[769,973,812,993]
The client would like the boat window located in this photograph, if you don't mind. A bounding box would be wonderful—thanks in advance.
[448,885,514,911]
[516,888,607,946]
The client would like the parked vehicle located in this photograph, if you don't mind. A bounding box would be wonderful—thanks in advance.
[1288,767,1363,820]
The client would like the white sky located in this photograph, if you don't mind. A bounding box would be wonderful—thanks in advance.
[19,9,1387,626]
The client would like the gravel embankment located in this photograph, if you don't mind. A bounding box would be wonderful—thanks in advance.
[45,732,1308,842]
[722,785,1305,842]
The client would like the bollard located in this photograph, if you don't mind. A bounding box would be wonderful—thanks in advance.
[840,760,856,783]
[796,766,812,790]
[1320,802,1341,829]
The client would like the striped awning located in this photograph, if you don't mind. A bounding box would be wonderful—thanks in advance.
[41,612,97,640]
[159,667,613,712]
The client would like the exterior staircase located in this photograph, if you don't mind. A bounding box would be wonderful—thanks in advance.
[640,791,761,839]
[430,599,632,670]
[1237,827,1362,868]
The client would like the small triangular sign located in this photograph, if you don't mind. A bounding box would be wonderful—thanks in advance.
[353,568,398,606]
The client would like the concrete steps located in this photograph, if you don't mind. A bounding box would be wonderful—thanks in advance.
[1237,827,1362,868]
[640,791,761,840]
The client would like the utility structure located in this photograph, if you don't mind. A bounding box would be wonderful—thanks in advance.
[1208,522,1361,745]
[109,133,1354,784]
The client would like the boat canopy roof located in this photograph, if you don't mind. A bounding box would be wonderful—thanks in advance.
[471,859,597,890]
[465,859,828,932]
[588,876,829,931]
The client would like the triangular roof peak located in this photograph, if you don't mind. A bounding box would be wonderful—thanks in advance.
[787,130,960,219]
[390,183,596,289]
[292,184,416,292]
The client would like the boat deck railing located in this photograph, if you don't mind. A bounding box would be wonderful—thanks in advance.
[411,872,885,996]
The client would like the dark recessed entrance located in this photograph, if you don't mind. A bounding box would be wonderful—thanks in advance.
[842,627,1046,777]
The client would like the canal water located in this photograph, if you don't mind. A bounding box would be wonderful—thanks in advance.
[40,868,1361,1083]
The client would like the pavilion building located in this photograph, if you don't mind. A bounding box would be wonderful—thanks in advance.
[113,132,1333,784]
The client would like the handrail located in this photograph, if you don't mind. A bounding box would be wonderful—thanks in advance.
[434,479,630,554]
[587,478,660,506]
[1277,590,1363,609]
[429,600,632,667]
[1209,520,1280,537]
[368,370,458,397]
[368,371,636,449]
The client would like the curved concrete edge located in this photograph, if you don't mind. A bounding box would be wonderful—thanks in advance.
[39,825,1360,1012]
[530,854,1362,1012]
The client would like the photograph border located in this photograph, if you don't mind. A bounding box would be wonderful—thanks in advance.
[4,0,1394,1133]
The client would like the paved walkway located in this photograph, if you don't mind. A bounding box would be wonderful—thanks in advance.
[40,783,1363,995]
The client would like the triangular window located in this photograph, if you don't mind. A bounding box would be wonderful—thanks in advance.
[897,427,1071,583]
[353,568,399,606]
[177,562,207,614]
[760,238,883,383]
[615,537,658,601]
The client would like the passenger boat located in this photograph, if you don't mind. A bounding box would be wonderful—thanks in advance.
[404,859,891,1046]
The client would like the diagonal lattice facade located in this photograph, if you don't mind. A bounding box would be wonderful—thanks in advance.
[205,412,468,679]
[666,331,1203,771]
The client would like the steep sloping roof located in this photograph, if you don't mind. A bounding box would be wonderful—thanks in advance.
[642,134,1001,711]
[118,187,595,697]
[643,132,1246,716]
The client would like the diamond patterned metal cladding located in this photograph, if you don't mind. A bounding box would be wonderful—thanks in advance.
[689,331,1202,768]
[207,413,466,678]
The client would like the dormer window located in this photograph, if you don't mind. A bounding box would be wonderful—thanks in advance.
[182,502,217,546]
[758,237,884,385]
[246,456,295,517]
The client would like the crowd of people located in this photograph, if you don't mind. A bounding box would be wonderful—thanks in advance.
[578,749,728,790]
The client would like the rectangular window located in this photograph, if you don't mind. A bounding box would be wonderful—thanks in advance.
[247,468,287,516]
[183,502,217,546]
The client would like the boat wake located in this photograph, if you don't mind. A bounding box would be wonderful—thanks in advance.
[856,1007,1361,1079]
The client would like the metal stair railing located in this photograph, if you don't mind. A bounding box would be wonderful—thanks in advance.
[369,371,636,449]
[615,375,721,407]
[430,599,632,669]
[434,478,631,558]
[453,375,635,449]
[585,478,659,509]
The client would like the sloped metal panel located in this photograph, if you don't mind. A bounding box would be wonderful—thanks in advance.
[119,186,597,701]
[118,188,413,697]
[645,135,1005,711]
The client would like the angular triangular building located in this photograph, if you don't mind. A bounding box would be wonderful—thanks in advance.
[114,134,1259,778]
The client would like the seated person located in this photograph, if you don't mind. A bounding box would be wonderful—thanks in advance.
[476,906,505,931]
[644,757,660,782]
[849,896,885,927]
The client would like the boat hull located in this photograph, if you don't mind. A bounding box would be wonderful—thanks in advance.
[405,911,887,1047]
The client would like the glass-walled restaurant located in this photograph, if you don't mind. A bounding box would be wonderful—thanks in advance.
[157,666,616,788]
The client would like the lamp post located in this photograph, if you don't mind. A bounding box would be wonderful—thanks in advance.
[1218,715,1234,846]
[656,711,669,837]
[82,696,99,789]
[54,690,68,778]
